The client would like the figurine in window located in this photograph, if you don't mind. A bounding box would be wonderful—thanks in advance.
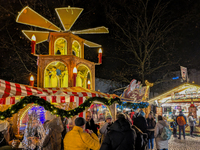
[61,67,68,87]
[76,71,83,87]
[50,66,59,88]
[56,50,61,55]
[44,69,50,88]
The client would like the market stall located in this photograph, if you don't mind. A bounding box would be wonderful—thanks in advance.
[0,79,120,135]
[149,83,200,133]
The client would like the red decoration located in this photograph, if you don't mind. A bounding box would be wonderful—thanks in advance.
[190,104,195,107]
[73,67,77,87]
[87,80,91,89]
[98,48,102,64]
[31,35,36,54]
[29,75,34,87]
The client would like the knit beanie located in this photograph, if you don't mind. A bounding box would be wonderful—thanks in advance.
[75,117,86,126]
[105,115,112,120]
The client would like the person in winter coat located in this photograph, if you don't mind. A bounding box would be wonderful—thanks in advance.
[0,120,19,150]
[133,110,147,133]
[132,125,148,150]
[170,111,177,137]
[99,115,113,144]
[146,113,156,150]
[176,111,187,140]
[41,117,64,150]
[85,111,99,135]
[100,113,136,150]
[64,117,100,150]
[188,112,196,137]
[154,115,169,150]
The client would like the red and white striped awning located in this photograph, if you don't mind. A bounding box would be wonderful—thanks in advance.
[0,79,118,105]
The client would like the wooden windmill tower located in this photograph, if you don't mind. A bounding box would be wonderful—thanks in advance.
[16,6,109,90]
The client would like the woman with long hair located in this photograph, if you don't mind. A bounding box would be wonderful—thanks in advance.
[147,113,156,150]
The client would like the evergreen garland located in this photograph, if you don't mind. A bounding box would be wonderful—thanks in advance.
[0,95,121,120]
[0,95,149,120]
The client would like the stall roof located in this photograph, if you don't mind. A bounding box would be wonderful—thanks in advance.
[0,79,118,105]
[148,83,200,104]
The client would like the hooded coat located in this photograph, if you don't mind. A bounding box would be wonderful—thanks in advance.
[41,117,64,150]
[133,115,147,133]
[100,118,136,150]
[154,120,169,149]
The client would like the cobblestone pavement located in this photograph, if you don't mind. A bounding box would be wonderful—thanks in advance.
[152,136,200,150]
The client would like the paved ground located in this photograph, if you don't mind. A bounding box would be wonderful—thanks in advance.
[152,136,200,150]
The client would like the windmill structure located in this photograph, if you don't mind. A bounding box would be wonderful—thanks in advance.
[16,6,109,90]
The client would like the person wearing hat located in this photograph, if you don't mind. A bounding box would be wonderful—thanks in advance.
[100,113,136,150]
[64,117,100,150]
[99,115,113,144]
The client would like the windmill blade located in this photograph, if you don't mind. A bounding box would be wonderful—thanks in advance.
[72,26,109,34]
[84,40,101,48]
[16,6,61,32]
[55,7,83,31]
[22,30,49,44]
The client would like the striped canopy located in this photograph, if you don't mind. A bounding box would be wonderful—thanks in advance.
[0,79,118,105]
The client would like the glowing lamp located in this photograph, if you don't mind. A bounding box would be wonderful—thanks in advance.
[98,48,102,64]
[73,67,77,87]
[30,75,34,86]
[31,34,36,54]
[73,67,77,74]
[87,80,91,89]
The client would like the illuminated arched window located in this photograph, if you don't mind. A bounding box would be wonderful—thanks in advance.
[72,40,81,57]
[76,64,91,89]
[44,61,68,88]
[54,38,67,55]
[20,106,46,131]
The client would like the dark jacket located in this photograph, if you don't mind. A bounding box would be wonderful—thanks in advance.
[86,118,98,135]
[132,125,148,150]
[133,116,147,133]
[146,118,156,139]
[176,112,187,126]
[100,118,136,150]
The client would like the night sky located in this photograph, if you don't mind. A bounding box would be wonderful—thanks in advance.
[1,0,200,87]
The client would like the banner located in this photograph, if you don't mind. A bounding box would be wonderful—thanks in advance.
[180,66,187,81]
[121,79,147,101]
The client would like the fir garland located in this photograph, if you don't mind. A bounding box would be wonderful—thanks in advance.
[0,95,149,120]
[0,95,121,120]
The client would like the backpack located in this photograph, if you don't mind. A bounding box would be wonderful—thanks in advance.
[160,126,172,140]
[177,116,186,126]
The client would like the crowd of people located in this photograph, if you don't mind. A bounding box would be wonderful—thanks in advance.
[0,109,196,150]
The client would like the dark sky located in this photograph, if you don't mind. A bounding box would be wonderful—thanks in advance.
[0,0,200,85]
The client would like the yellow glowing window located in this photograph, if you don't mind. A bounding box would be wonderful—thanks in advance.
[76,64,91,89]
[54,38,67,55]
[72,40,81,57]
[44,61,68,88]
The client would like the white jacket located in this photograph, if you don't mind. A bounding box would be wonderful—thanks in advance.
[188,116,195,126]
[154,120,169,149]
